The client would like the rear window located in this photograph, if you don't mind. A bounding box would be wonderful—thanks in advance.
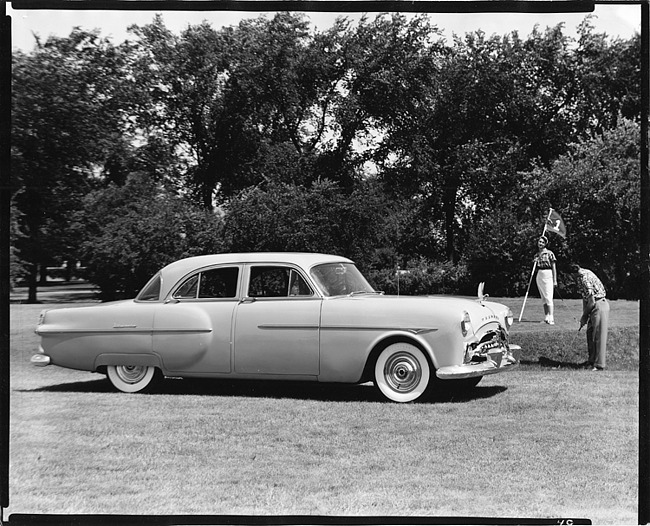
[173,267,240,299]
[199,267,239,298]
[136,273,162,302]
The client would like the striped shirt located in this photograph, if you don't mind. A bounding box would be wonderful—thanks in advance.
[577,268,606,300]
[534,249,556,270]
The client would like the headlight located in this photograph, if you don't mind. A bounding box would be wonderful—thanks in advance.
[461,310,472,337]
[504,308,514,330]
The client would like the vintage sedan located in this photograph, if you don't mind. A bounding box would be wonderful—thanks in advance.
[32,253,520,402]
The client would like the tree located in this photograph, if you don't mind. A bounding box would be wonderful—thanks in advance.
[126,13,348,207]
[8,199,27,289]
[222,179,393,272]
[390,25,582,262]
[12,29,130,301]
[316,14,446,190]
[77,174,226,300]
[379,20,641,267]
[11,13,643,301]
[572,17,641,134]
[519,119,641,298]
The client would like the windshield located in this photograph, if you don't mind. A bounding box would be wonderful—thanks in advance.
[310,263,375,297]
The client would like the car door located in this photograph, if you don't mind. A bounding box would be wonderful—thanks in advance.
[152,265,240,374]
[233,264,321,376]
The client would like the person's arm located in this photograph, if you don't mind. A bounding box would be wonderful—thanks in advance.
[552,262,557,286]
[580,295,595,328]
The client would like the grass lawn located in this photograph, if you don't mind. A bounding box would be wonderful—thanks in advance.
[5,299,641,524]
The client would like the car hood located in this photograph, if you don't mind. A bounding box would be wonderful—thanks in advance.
[324,294,510,333]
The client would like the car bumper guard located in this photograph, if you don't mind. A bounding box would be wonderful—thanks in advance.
[31,353,51,367]
[436,345,521,380]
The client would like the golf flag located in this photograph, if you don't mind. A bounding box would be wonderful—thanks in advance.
[545,209,567,238]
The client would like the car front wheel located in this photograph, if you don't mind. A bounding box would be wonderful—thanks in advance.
[374,342,432,403]
[106,365,161,393]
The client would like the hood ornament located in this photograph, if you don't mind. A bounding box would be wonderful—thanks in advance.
[477,282,489,304]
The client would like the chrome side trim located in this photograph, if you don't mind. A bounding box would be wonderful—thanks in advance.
[36,328,213,334]
[258,325,320,330]
[152,328,213,334]
[320,326,438,335]
[36,328,154,335]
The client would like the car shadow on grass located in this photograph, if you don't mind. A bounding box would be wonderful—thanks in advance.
[523,357,590,369]
[23,377,508,404]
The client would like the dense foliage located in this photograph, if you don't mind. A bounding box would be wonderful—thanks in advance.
[75,175,226,300]
[10,13,643,300]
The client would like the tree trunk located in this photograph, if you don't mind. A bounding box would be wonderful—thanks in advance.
[27,263,39,303]
[443,185,458,264]
[65,260,74,282]
[39,264,48,285]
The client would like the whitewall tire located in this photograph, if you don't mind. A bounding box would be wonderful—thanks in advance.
[374,342,432,403]
[106,365,160,393]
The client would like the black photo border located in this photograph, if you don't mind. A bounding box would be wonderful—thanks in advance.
[1,1,648,523]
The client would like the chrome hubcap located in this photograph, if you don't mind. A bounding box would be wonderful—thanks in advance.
[115,365,148,384]
[383,352,421,393]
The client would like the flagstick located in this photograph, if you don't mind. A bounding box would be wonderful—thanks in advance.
[518,209,553,322]
[518,262,537,322]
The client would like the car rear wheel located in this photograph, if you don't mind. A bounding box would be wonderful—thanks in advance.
[106,365,161,393]
[374,342,432,403]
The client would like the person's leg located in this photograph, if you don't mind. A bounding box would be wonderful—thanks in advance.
[548,299,555,324]
[537,271,549,322]
[586,317,596,366]
[593,300,610,369]
[537,269,553,323]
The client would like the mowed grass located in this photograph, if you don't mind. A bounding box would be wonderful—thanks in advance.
[7,300,640,524]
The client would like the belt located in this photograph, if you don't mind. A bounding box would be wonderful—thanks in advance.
[595,296,606,302]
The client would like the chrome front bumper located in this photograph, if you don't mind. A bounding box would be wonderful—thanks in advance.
[436,345,521,380]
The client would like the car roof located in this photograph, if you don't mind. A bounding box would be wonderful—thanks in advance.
[158,252,353,298]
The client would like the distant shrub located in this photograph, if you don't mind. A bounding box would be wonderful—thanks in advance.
[77,175,226,300]
[367,258,471,296]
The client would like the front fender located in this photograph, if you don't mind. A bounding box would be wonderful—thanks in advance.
[365,330,439,369]
[318,328,438,384]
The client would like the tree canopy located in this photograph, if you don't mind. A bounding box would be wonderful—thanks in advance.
[10,13,644,300]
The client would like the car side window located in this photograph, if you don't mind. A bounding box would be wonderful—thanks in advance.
[199,267,239,298]
[175,275,198,299]
[174,267,239,299]
[289,269,312,296]
[249,266,313,298]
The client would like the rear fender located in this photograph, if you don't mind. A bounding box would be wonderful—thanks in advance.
[94,353,162,371]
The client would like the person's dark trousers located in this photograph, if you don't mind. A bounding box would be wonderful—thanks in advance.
[587,298,610,369]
